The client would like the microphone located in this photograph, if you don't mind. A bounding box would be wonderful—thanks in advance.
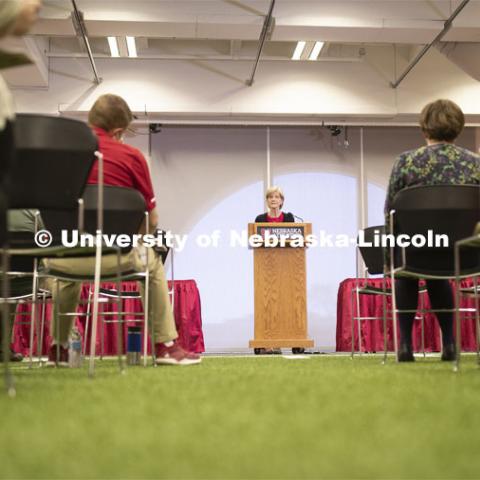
[294,214,304,222]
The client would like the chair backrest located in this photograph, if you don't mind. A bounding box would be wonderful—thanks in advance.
[10,114,98,210]
[392,184,480,276]
[82,185,146,236]
[41,186,146,252]
[358,225,385,275]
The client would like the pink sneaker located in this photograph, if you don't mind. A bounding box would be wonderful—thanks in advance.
[155,342,201,366]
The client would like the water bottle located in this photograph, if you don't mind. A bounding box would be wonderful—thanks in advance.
[127,326,142,365]
[69,327,83,368]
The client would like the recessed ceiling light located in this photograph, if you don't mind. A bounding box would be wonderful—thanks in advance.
[107,36,119,57]
[126,36,137,58]
[292,41,306,60]
[309,41,325,61]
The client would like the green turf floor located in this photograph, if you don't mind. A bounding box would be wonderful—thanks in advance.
[1,355,480,480]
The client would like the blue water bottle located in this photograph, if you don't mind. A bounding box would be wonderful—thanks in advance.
[127,326,142,365]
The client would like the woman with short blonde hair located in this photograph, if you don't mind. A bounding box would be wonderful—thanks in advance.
[255,186,295,223]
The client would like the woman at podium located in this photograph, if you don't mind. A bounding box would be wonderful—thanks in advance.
[254,186,295,355]
[255,186,295,223]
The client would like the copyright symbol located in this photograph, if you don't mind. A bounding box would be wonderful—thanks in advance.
[34,230,53,248]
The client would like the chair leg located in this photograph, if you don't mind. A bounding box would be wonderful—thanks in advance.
[39,292,47,363]
[55,280,60,366]
[143,286,150,368]
[143,249,151,367]
[29,264,40,368]
[454,243,461,372]
[147,270,156,367]
[420,293,425,358]
[149,299,155,367]
[355,283,362,354]
[88,271,101,378]
[28,301,36,368]
[390,272,399,361]
[100,307,105,360]
[474,277,480,365]
[170,248,175,312]
[382,278,388,364]
[115,252,125,373]
[2,249,15,396]
[34,295,41,362]
[350,289,355,359]
[83,289,92,356]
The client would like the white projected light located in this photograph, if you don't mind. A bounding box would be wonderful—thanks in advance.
[107,36,120,57]
[126,36,137,58]
[309,41,325,61]
[292,41,306,60]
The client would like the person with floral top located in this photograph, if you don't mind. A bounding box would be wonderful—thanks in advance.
[384,99,480,362]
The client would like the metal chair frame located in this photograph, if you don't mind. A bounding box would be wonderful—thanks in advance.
[454,234,480,371]
[2,115,100,391]
[388,185,480,368]
[351,226,427,362]
[1,280,51,363]
[83,246,175,362]
[43,185,158,373]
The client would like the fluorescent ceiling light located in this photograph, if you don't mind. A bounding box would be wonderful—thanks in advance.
[107,36,119,57]
[292,41,306,60]
[126,36,137,58]
[309,41,325,61]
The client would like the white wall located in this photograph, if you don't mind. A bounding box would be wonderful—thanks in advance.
[148,126,476,351]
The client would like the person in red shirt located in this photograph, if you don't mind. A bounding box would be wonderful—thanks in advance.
[46,94,200,366]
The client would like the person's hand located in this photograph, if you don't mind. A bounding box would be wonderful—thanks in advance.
[12,0,42,36]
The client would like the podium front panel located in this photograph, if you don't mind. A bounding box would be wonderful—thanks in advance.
[254,247,307,339]
[249,222,314,349]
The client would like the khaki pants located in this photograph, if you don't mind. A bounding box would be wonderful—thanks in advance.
[44,247,178,346]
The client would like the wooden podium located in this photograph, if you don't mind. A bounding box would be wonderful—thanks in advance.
[248,222,314,351]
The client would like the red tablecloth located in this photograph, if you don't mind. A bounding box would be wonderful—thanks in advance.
[336,277,478,352]
[13,280,204,355]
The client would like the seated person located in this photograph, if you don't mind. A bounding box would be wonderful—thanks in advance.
[384,98,480,362]
[45,94,201,366]
[255,186,295,223]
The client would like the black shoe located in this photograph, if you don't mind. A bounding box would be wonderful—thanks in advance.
[441,343,456,362]
[0,349,24,362]
[398,343,415,362]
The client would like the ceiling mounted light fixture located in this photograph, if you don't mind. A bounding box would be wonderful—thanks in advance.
[126,36,137,58]
[309,41,325,61]
[107,36,119,57]
[292,41,306,60]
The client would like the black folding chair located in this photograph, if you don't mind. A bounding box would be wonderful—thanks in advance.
[1,254,51,363]
[352,225,426,362]
[0,114,98,389]
[388,184,480,368]
[83,230,174,361]
[43,185,155,372]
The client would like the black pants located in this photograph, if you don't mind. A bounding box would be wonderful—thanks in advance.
[395,277,454,347]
